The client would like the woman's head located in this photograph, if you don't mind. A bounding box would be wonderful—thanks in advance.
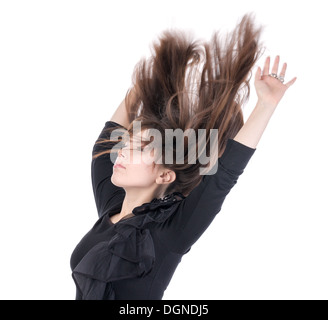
[93,13,263,198]
[109,115,218,198]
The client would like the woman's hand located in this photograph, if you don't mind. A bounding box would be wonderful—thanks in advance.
[234,56,297,148]
[255,55,297,108]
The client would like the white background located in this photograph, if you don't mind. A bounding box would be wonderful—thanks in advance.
[0,0,327,300]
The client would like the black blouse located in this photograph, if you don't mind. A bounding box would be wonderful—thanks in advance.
[70,121,256,300]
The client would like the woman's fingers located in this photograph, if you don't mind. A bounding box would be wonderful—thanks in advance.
[263,56,270,75]
[263,55,286,76]
[271,55,280,75]
[262,55,281,76]
[279,62,287,78]
[258,55,296,89]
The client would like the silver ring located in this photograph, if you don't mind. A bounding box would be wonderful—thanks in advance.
[278,76,285,83]
[269,73,278,78]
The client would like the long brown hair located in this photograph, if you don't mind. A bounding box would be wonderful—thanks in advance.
[93,13,263,197]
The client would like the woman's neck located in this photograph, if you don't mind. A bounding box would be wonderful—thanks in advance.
[118,188,158,218]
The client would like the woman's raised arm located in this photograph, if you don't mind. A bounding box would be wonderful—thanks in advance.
[110,87,138,129]
[110,97,130,129]
[154,55,297,254]
[233,55,297,148]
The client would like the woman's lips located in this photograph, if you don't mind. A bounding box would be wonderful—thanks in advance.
[114,164,126,169]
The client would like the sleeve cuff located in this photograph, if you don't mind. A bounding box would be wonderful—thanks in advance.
[219,138,256,175]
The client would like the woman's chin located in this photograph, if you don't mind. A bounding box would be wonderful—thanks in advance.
[111,175,124,187]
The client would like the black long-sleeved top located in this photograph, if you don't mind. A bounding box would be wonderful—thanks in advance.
[70,120,256,300]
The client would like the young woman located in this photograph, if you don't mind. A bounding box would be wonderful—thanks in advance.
[70,14,296,300]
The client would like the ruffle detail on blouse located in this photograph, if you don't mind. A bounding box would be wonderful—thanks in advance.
[132,191,186,216]
[72,191,186,300]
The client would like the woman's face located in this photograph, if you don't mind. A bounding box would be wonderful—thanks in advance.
[111,129,167,190]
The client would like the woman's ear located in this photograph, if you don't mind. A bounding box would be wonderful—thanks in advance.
[156,170,176,185]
